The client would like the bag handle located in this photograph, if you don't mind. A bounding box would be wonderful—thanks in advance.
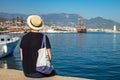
[41,34,46,48]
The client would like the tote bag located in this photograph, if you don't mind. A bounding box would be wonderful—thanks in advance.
[36,34,53,74]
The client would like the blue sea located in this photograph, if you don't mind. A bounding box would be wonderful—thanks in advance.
[0,32,120,80]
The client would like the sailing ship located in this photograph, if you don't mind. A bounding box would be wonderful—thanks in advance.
[77,16,87,33]
[0,33,20,58]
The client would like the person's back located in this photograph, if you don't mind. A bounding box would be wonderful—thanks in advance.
[20,15,57,78]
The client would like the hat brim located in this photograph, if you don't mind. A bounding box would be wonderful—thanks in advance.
[27,15,44,30]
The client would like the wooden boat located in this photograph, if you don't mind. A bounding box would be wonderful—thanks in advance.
[77,28,87,33]
[0,34,20,58]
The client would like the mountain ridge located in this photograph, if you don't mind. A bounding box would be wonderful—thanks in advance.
[0,12,120,29]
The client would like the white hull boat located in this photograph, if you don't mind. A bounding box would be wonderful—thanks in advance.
[0,35,20,58]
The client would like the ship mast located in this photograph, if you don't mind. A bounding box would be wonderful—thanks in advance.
[77,16,86,33]
[79,16,84,28]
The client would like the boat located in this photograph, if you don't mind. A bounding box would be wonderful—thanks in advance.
[0,34,20,58]
[46,29,67,33]
[46,29,59,33]
[77,16,87,33]
[77,27,87,33]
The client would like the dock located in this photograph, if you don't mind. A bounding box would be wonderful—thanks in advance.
[0,69,91,80]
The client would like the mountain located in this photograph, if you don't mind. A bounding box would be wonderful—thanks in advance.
[0,12,120,29]
[0,12,27,19]
[41,13,79,27]
[85,17,120,29]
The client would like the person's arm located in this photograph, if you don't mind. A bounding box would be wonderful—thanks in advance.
[47,48,52,62]
[20,48,23,61]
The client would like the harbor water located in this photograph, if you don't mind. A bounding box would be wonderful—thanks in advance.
[0,32,120,80]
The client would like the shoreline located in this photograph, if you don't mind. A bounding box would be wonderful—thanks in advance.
[0,69,91,80]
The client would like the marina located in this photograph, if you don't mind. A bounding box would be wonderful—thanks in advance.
[0,0,120,79]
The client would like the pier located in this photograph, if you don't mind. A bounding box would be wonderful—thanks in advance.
[0,69,90,80]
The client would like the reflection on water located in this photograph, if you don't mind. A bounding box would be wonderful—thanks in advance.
[0,56,20,69]
[113,33,116,51]
[0,60,7,69]
[78,33,85,51]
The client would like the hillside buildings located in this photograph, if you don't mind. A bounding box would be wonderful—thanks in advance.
[0,17,120,33]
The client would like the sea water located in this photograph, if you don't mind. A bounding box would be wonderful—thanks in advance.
[0,32,120,80]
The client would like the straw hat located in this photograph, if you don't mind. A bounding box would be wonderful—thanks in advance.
[27,15,44,30]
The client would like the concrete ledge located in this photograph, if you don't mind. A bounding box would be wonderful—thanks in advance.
[0,69,91,80]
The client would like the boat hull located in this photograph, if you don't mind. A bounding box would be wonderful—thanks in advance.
[0,39,19,58]
[77,28,87,33]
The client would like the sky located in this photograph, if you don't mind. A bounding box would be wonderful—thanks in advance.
[0,0,120,22]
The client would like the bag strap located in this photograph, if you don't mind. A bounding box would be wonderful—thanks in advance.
[41,34,46,48]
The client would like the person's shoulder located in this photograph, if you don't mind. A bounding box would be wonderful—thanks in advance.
[36,32,44,37]
[39,32,44,35]
[42,33,47,37]
[23,32,29,36]
[22,32,31,39]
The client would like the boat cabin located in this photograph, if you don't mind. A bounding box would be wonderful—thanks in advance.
[0,35,12,44]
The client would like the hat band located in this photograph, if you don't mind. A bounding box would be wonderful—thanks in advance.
[30,20,43,27]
